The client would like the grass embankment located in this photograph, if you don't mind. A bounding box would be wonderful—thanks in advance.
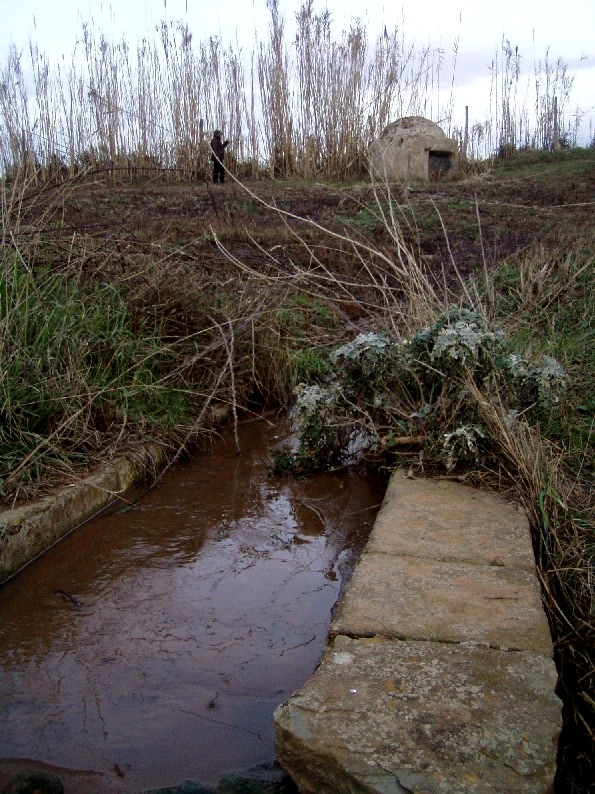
[0,184,340,504]
[1,147,593,791]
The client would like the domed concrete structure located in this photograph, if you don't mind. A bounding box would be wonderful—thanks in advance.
[369,116,458,182]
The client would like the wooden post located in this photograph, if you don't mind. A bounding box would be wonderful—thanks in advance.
[552,96,559,150]
[463,105,469,160]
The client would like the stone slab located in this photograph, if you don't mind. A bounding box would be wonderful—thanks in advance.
[331,552,552,654]
[368,474,535,571]
[275,634,561,794]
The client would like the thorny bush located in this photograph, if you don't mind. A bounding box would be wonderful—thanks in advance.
[281,306,568,474]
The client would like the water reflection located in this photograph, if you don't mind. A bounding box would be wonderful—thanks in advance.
[0,415,384,792]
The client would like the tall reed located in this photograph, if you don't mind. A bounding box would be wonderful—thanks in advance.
[1,2,584,182]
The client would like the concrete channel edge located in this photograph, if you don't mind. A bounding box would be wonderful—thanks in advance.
[0,405,232,586]
[0,443,169,585]
[274,470,562,794]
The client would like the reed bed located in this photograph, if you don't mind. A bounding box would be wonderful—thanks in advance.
[0,1,584,182]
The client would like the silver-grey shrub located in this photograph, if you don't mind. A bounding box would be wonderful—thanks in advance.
[287,306,567,472]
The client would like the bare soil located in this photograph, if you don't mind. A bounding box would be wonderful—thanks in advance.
[19,148,594,283]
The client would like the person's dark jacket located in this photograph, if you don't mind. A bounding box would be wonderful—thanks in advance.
[210,133,229,161]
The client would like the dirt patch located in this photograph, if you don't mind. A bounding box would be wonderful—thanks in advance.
[19,151,594,282]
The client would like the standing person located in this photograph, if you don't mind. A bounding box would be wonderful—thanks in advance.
[210,129,230,183]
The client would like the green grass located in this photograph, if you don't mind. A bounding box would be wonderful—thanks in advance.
[252,292,339,403]
[490,145,595,179]
[0,255,188,498]
[490,248,595,459]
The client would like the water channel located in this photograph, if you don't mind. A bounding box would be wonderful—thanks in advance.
[0,414,385,792]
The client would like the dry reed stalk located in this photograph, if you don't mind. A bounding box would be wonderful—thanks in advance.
[0,6,586,182]
[207,170,449,344]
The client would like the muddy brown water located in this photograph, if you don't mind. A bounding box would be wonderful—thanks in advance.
[0,415,385,793]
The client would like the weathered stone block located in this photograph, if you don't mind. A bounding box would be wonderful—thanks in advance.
[369,474,535,571]
[275,474,560,792]
[331,552,552,654]
[275,635,561,794]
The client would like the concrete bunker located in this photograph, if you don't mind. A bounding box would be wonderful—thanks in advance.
[369,116,458,182]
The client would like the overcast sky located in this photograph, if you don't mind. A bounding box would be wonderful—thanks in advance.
[1,0,594,142]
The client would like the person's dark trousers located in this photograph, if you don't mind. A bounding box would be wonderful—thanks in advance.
[212,159,225,183]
